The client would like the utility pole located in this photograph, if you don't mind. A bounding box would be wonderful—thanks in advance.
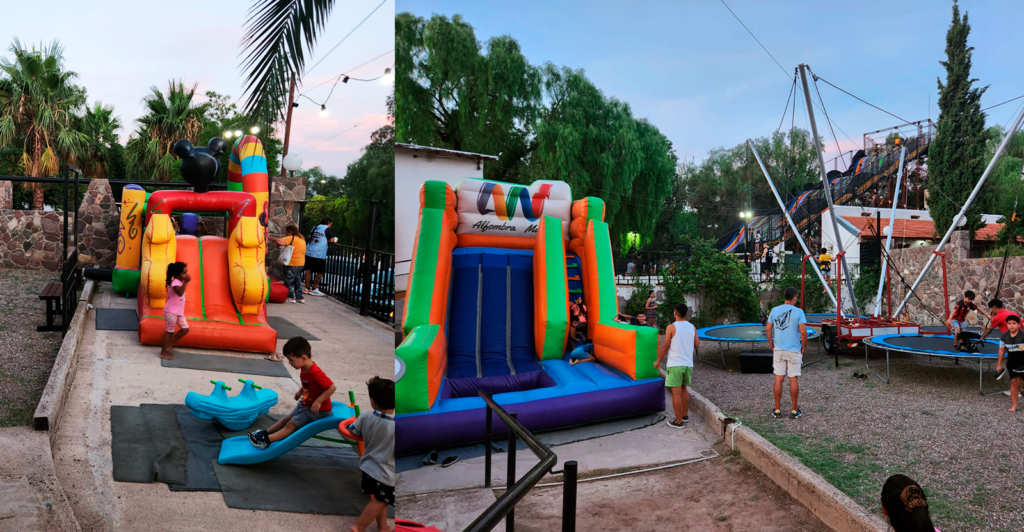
[280,76,297,178]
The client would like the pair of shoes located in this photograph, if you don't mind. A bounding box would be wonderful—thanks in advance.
[286,298,296,303]
[667,419,687,429]
[790,409,803,419]
[995,368,1007,380]
[771,408,783,419]
[441,456,459,468]
[852,372,868,380]
[421,451,439,466]
[248,429,271,449]
[297,299,306,304]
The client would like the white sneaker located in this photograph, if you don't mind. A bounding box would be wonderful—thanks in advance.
[297,299,306,304]
[310,289,326,297]
[286,298,296,304]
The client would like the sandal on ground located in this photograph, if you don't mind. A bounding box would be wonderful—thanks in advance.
[441,456,459,468]
[421,451,439,466]
[265,353,286,362]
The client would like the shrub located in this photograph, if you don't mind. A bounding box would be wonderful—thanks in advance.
[659,238,759,328]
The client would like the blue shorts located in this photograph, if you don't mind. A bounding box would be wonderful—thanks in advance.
[950,320,967,333]
[289,400,331,428]
[569,344,594,361]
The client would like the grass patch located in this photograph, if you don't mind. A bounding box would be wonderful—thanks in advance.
[737,417,882,501]
[929,491,983,528]
[0,399,37,427]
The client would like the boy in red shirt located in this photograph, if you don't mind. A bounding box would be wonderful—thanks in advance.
[248,337,336,449]
[946,290,991,351]
[980,299,1019,341]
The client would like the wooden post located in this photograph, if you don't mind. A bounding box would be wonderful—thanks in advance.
[280,76,297,178]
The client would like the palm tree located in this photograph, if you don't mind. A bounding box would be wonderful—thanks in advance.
[0,39,90,209]
[125,80,210,181]
[77,102,122,179]
[239,0,336,120]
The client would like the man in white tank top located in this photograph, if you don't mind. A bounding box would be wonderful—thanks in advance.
[654,303,699,428]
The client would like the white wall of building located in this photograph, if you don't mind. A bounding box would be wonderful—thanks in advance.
[394,146,488,291]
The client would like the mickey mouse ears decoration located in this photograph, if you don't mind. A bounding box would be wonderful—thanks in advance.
[174,138,227,194]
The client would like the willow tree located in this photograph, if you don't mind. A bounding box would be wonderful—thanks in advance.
[0,39,89,209]
[928,1,988,237]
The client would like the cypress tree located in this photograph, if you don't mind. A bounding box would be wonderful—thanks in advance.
[928,1,988,238]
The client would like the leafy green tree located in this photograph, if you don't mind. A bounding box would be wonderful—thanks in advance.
[397,14,676,244]
[659,238,759,328]
[884,131,904,150]
[204,91,238,124]
[303,194,354,244]
[0,39,90,209]
[396,13,541,184]
[928,1,988,238]
[77,102,122,179]
[341,112,394,251]
[300,166,343,197]
[680,129,820,246]
[125,80,210,181]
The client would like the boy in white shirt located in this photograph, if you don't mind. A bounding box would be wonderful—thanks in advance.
[654,303,699,428]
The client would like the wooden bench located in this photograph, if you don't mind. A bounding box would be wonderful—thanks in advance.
[37,282,63,332]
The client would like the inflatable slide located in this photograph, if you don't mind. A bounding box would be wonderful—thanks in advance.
[116,136,278,353]
[395,178,663,456]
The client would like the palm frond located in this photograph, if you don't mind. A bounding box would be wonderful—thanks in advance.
[238,0,335,116]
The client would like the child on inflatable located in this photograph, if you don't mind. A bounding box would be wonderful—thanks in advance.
[568,323,596,365]
[247,337,337,449]
[161,262,191,360]
[349,376,395,532]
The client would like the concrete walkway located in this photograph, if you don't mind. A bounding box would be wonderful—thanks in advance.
[51,283,392,531]
[0,427,79,532]
[397,389,719,530]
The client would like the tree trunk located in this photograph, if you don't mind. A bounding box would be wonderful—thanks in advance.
[32,183,44,211]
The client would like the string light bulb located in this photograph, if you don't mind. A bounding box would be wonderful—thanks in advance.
[234,130,243,138]
[250,126,260,134]
[223,131,232,139]
[380,67,394,85]
[319,104,330,118]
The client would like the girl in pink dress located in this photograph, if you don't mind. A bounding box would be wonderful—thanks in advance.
[161,262,191,360]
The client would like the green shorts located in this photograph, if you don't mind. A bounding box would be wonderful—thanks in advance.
[665,366,692,387]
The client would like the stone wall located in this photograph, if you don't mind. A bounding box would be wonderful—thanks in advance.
[0,177,306,275]
[896,230,1023,326]
[0,179,120,271]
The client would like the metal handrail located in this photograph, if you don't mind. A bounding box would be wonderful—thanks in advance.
[466,391,574,532]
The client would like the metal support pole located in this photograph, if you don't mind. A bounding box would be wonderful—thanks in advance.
[939,252,950,334]
[799,64,860,316]
[506,412,518,532]
[875,147,906,317]
[280,76,296,178]
[800,256,807,309]
[895,102,1024,316]
[747,139,837,306]
[484,401,493,488]
[562,460,578,532]
[359,200,380,316]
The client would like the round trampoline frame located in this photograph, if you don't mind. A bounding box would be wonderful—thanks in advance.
[862,334,1007,395]
[395,355,406,383]
[696,323,822,370]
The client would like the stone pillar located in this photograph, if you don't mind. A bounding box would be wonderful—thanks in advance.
[950,230,971,260]
[0,180,11,209]
[266,175,307,278]
[76,179,120,267]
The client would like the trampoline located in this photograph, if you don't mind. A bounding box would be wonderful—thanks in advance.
[697,323,822,370]
[863,334,1005,395]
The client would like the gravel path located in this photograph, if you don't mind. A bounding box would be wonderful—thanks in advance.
[0,269,63,427]
[691,340,1024,532]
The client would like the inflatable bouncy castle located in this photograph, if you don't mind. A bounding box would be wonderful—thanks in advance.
[113,136,278,353]
[395,178,664,456]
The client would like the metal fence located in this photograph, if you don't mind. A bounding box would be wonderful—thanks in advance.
[613,250,687,285]
[321,243,395,323]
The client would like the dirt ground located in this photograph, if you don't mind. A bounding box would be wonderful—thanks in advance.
[0,268,63,427]
[510,446,829,532]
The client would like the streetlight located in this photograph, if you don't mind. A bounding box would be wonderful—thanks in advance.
[740,211,753,264]
[282,153,303,177]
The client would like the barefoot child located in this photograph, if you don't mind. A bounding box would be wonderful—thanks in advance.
[568,323,595,365]
[161,262,191,360]
[998,315,1024,412]
[247,337,337,448]
[654,303,698,428]
[349,377,395,532]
